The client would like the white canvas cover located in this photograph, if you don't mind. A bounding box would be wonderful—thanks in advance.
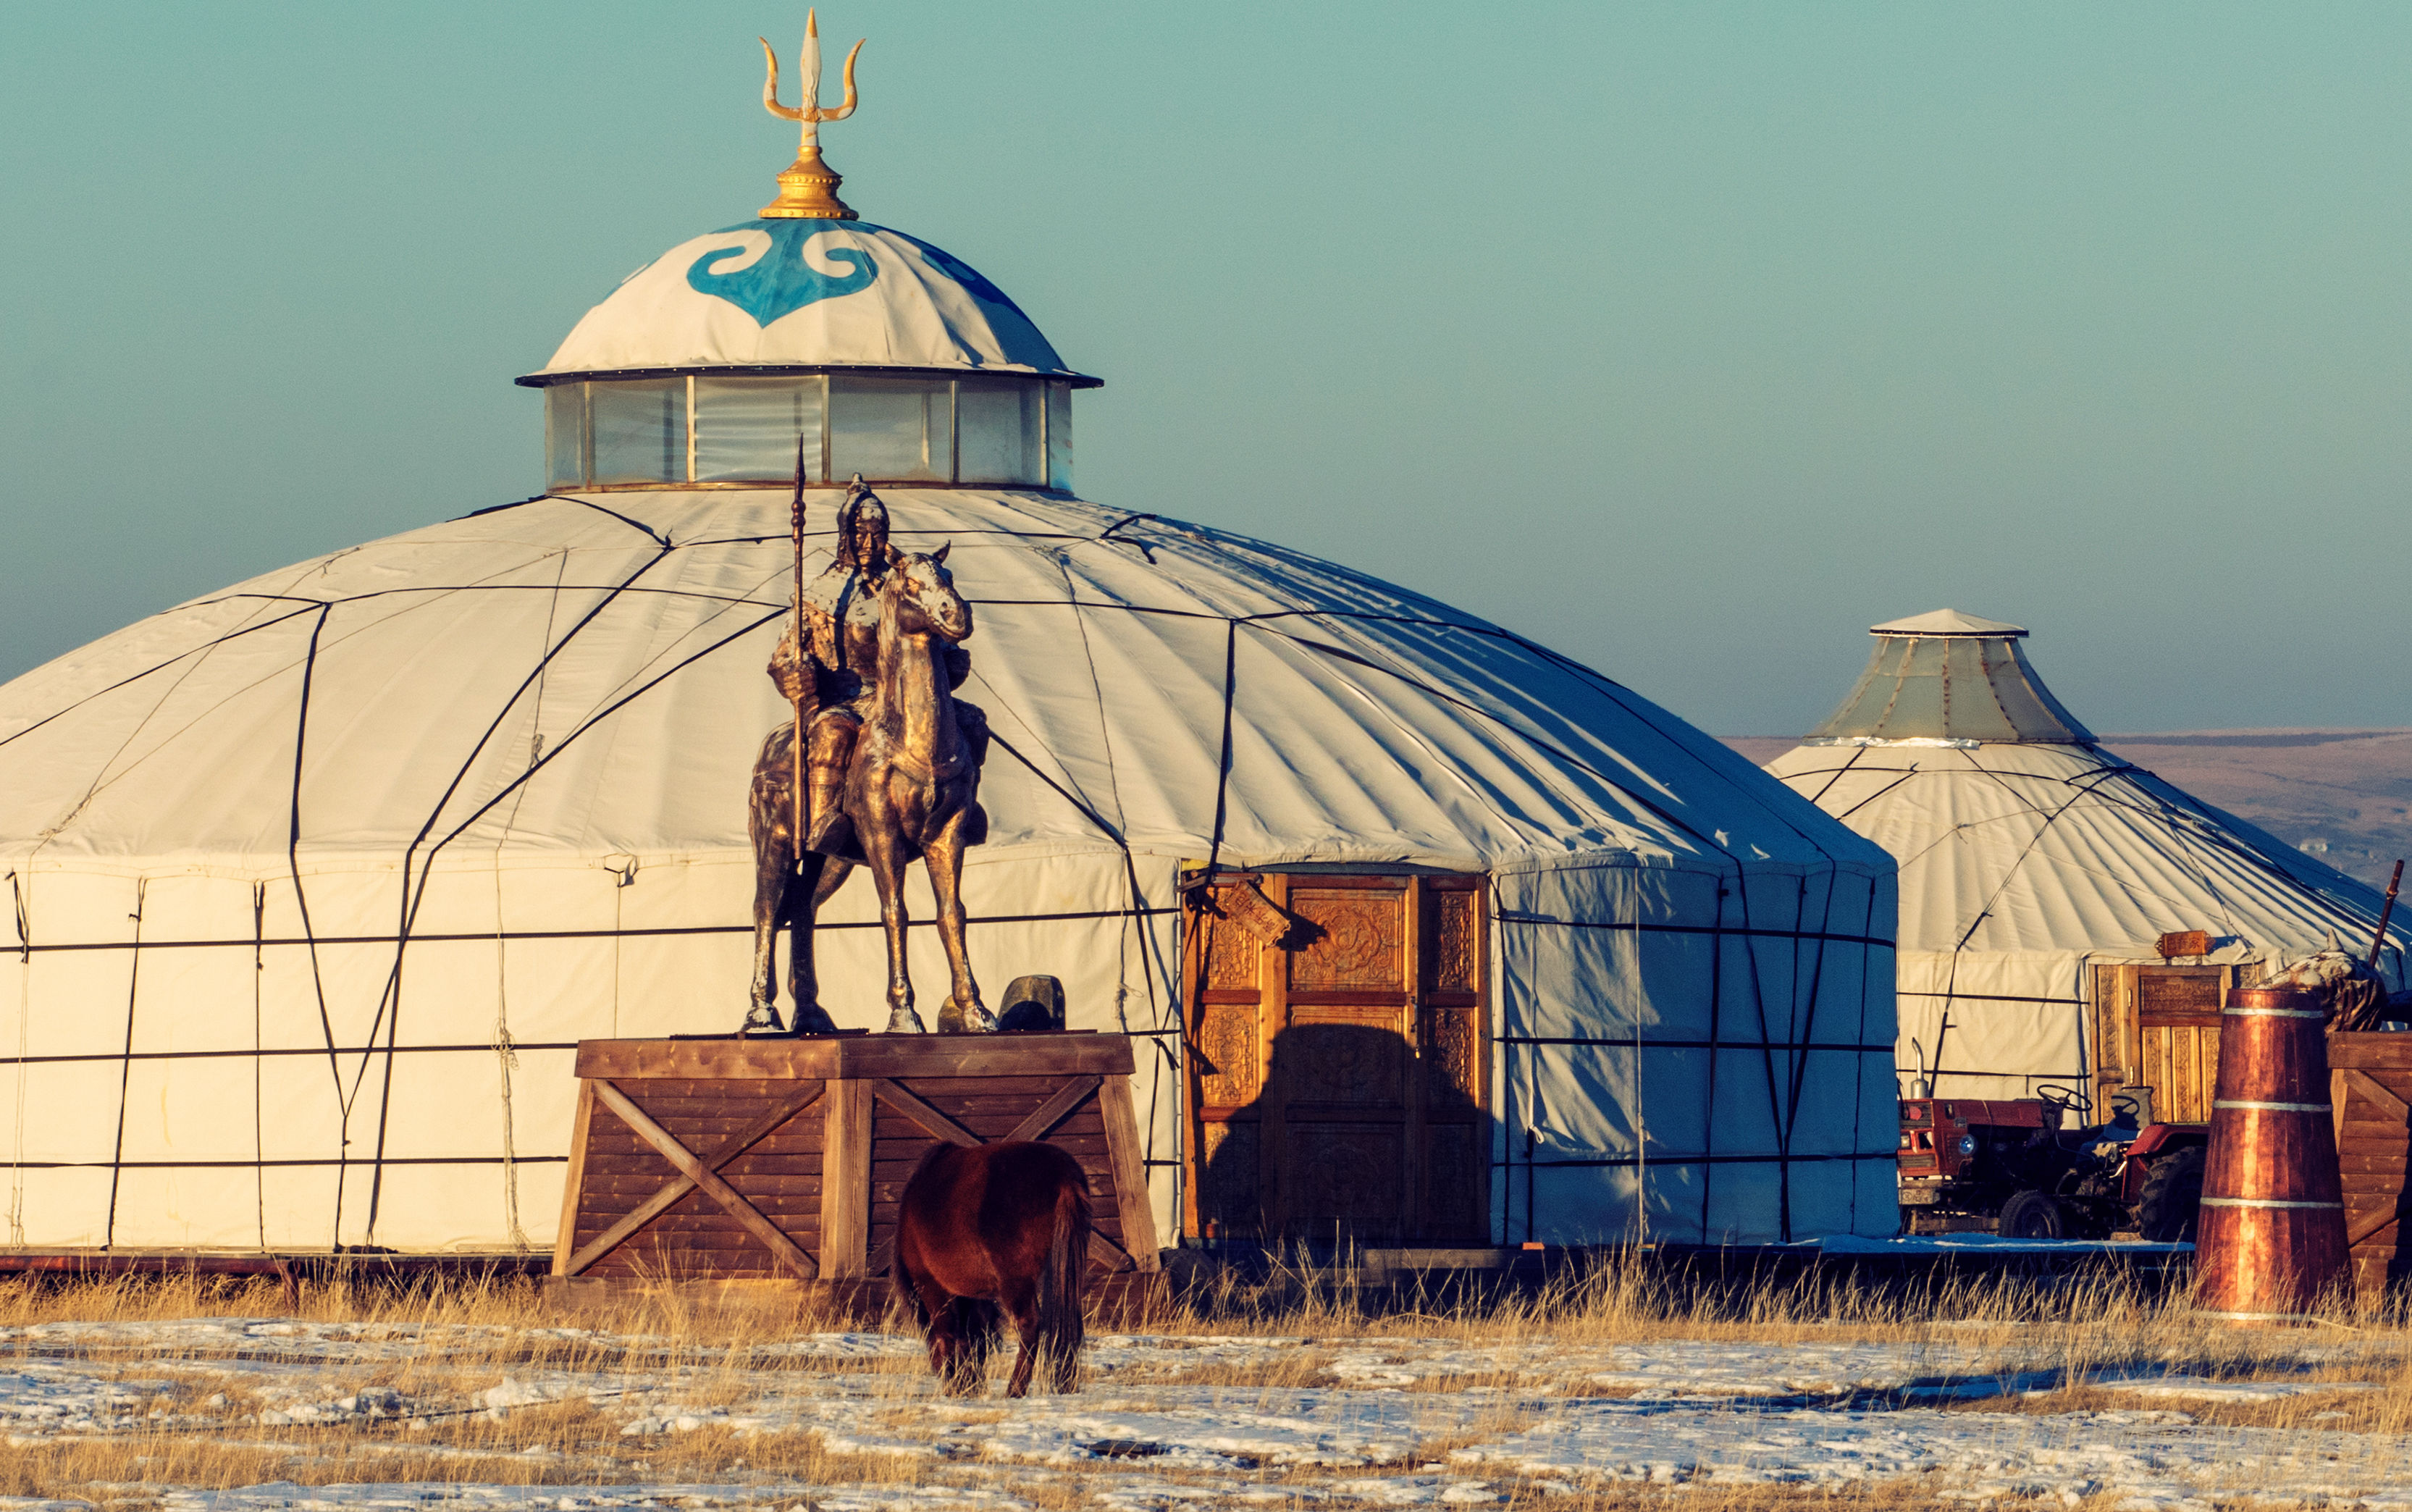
[0,487,1897,1252]
[1766,736,2409,1101]
[540,220,1082,379]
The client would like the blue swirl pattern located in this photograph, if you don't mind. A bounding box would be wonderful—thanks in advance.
[686,220,878,326]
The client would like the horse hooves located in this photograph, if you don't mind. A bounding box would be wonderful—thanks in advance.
[739,1004,787,1037]
[937,998,996,1034]
[791,1004,841,1036]
[886,1009,928,1034]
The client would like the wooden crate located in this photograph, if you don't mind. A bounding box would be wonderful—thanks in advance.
[550,1033,1161,1314]
[2329,1033,2412,1299]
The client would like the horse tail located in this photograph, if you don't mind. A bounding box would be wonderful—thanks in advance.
[891,1230,928,1333]
[1036,1162,1091,1390]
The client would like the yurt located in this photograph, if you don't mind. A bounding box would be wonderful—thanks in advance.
[0,30,1900,1256]
[1765,609,2407,1120]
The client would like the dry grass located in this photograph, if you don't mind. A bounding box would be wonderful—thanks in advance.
[0,1259,2404,1508]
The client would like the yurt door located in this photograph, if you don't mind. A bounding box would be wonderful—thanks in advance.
[1182,873,1488,1246]
[2092,964,2232,1125]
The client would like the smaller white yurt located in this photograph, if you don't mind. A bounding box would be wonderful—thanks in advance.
[1766,609,2408,1121]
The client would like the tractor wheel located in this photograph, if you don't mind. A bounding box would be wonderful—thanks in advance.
[1999,1189,2069,1240]
[2138,1144,2206,1243]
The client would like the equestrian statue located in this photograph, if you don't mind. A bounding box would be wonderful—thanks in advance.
[744,474,995,1036]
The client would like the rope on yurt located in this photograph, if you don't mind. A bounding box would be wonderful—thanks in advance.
[1802,743,1871,807]
[285,604,350,1117]
[354,539,702,1237]
[1095,513,1159,563]
[8,871,26,1244]
[1697,875,1727,1241]
[487,550,572,1254]
[458,493,673,548]
[0,602,326,760]
[102,878,145,1250]
[1204,619,1239,878]
[1920,751,2139,1093]
[1769,754,1930,823]
[1778,870,1844,1243]
[1048,546,1186,1188]
[253,882,267,1249]
[1849,879,1882,1230]
[1728,862,1795,1240]
[2093,760,2395,946]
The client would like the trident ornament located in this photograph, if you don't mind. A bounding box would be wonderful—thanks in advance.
[757,10,864,220]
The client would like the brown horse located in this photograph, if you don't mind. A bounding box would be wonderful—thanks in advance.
[893,1141,1091,1397]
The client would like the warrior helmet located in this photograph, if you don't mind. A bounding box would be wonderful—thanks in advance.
[833,476,890,570]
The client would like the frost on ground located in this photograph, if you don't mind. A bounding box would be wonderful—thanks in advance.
[0,1319,2405,1508]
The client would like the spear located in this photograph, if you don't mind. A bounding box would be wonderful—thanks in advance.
[790,435,810,870]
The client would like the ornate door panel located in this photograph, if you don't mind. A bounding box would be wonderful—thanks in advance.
[1182,873,1487,1245]
[1187,902,1266,1239]
[1418,878,1487,1236]
[1280,881,1413,1240]
[2094,963,2231,1126]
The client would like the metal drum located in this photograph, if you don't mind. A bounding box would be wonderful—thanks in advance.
[2194,986,2348,1322]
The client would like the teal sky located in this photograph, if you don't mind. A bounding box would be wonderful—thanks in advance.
[4,2,2408,736]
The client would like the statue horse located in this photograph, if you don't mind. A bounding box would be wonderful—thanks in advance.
[744,726,849,1036]
[894,1140,1091,1397]
[844,542,993,1033]
[743,542,990,1036]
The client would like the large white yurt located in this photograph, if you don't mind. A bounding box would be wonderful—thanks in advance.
[1765,609,2407,1119]
[0,46,1902,1255]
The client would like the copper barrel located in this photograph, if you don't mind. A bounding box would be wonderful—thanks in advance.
[2193,986,2348,1322]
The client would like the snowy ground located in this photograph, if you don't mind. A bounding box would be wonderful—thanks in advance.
[0,1317,2406,1508]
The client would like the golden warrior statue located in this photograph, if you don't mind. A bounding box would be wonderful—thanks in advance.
[771,484,989,858]
[741,477,993,1037]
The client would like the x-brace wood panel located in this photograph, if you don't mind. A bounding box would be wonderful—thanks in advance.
[586,1080,819,1279]
[561,1081,826,1277]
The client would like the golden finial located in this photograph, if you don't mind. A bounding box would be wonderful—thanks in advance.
[757,10,864,219]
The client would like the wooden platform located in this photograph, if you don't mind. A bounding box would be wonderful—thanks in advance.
[550,1032,1161,1318]
[2329,1033,2412,1299]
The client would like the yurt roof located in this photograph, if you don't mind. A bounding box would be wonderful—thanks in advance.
[527,219,1094,385]
[1808,607,2093,746]
[1766,740,2402,966]
[1868,608,2025,637]
[1770,614,2404,976]
[0,490,1886,885]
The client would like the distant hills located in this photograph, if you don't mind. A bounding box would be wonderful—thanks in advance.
[1722,730,2412,889]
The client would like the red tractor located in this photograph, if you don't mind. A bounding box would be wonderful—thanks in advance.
[1896,1085,2207,1240]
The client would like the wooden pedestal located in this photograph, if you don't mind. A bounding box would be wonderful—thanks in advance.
[2329,1033,2412,1300]
[550,1031,1161,1319]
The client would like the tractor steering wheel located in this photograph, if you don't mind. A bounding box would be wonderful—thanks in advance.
[2033,1083,2091,1119]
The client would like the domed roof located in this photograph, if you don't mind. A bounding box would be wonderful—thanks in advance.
[0,491,1854,878]
[0,487,1896,1253]
[530,219,1088,382]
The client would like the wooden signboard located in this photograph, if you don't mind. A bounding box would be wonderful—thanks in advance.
[2329,1033,2412,1300]
[1183,872,1487,1245]
[550,1033,1160,1316]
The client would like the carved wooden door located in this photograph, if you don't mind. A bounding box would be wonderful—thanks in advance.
[1182,873,1487,1244]
[2093,963,2231,1125]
